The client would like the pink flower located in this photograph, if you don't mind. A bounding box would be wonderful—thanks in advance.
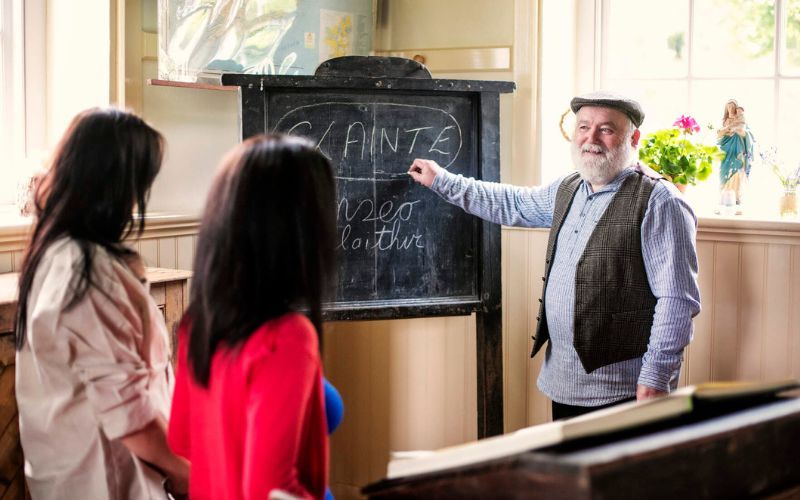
[673,114,701,134]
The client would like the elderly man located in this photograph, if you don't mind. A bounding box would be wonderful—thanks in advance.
[408,91,700,420]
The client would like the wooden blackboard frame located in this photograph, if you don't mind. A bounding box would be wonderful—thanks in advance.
[221,68,514,438]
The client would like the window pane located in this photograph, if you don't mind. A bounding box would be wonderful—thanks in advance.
[605,79,689,135]
[777,80,800,165]
[604,0,689,79]
[689,80,775,215]
[782,0,800,75]
[693,0,776,77]
[1,8,7,203]
[690,79,775,142]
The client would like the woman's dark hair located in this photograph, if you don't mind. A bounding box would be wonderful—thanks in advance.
[187,134,337,386]
[16,108,164,348]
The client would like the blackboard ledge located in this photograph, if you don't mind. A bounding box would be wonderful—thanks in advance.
[323,297,481,321]
[221,73,515,94]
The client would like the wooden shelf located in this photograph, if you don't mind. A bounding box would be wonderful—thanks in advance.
[147,79,239,92]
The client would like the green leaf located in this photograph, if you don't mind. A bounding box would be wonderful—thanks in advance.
[638,125,722,186]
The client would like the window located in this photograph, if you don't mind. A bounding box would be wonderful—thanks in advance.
[565,0,800,216]
[1,0,45,219]
[0,0,23,208]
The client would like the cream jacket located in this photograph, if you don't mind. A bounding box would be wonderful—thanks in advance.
[16,238,173,499]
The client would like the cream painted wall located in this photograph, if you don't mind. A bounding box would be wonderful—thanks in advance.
[122,0,240,215]
[142,60,240,215]
[375,0,515,50]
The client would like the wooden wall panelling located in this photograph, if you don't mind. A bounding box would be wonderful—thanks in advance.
[11,253,22,274]
[502,229,525,432]
[321,325,346,497]
[792,247,800,379]
[324,320,376,495]
[386,321,410,452]
[0,255,11,275]
[686,240,715,385]
[499,228,549,429]
[349,321,372,488]
[423,318,447,448]
[524,229,549,427]
[739,243,766,381]
[139,239,159,267]
[462,316,478,444]
[367,322,391,484]
[157,238,177,269]
[175,235,194,271]
[324,316,478,499]
[711,242,741,380]
[405,320,429,450]
[763,244,793,380]
[443,317,468,446]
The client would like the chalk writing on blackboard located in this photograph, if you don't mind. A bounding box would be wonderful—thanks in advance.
[275,101,466,259]
[269,95,476,303]
[337,197,424,252]
[274,102,463,171]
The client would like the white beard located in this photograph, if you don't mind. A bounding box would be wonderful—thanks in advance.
[570,139,634,187]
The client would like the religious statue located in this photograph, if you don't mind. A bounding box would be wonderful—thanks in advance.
[717,99,754,206]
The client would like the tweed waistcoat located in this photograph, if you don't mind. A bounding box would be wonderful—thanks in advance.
[531,167,661,373]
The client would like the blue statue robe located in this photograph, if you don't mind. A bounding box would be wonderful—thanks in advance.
[718,127,754,185]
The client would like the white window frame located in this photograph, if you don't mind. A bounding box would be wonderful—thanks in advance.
[571,0,800,216]
[0,0,45,212]
[1,0,24,204]
[585,0,798,138]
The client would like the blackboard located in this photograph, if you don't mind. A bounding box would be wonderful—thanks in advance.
[270,94,477,307]
[221,72,513,320]
[221,59,514,437]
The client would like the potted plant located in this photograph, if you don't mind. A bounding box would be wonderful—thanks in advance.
[760,147,800,218]
[638,115,724,191]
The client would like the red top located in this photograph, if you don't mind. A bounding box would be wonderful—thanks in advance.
[168,313,328,500]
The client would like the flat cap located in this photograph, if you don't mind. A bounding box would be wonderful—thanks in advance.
[570,91,645,128]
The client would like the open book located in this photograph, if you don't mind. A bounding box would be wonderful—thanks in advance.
[387,379,800,479]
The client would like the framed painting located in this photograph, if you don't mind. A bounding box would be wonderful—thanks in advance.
[158,0,373,81]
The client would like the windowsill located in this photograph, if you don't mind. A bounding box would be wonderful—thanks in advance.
[694,211,800,244]
[0,211,32,232]
[697,211,800,228]
[0,207,201,251]
[0,206,34,246]
[503,210,800,243]
[504,215,800,231]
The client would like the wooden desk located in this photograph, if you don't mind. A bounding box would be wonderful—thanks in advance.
[364,398,800,499]
[0,268,191,500]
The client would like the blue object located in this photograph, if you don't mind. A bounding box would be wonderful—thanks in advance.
[718,127,754,185]
[323,378,344,434]
[323,378,344,500]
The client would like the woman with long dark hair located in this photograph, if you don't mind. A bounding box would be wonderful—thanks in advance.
[167,135,337,499]
[15,108,189,498]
